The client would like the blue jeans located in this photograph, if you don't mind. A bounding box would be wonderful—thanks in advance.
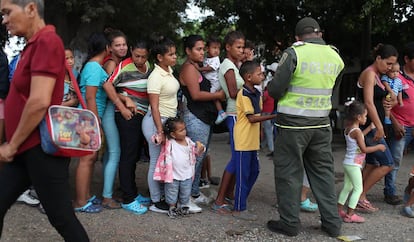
[385,126,414,196]
[142,112,167,203]
[101,101,121,199]
[182,108,211,197]
[365,129,394,166]
[164,178,192,206]
[261,113,274,152]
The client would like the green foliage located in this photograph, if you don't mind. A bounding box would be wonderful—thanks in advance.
[195,0,414,65]
[46,0,189,50]
[46,0,414,66]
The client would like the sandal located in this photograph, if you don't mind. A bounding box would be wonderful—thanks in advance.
[88,195,102,205]
[102,198,121,209]
[300,198,318,212]
[225,197,234,205]
[211,203,232,215]
[343,213,365,223]
[121,200,148,215]
[74,201,103,213]
[356,199,379,213]
[135,194,151,206]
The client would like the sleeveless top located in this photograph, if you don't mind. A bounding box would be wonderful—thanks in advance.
[343,128,365,168]
[181,73,217,125]
[356,67,387,129]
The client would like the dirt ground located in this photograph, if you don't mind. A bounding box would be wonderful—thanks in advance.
[1,132,414,241]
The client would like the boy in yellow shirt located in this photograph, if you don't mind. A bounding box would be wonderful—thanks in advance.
[232,61,276,220]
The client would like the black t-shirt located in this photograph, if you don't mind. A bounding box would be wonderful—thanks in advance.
[357,83,387,129]
[181,73,217,125]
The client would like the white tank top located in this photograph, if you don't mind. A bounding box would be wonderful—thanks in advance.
[343,128,366,168]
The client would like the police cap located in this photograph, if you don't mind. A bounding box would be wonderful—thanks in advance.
[295,17,320,36]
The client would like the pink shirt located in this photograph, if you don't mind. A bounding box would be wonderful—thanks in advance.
[391,72,414,126]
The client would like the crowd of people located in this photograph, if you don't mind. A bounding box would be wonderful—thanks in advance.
[0,0,413,241]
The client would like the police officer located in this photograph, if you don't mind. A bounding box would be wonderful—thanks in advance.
[266,17,344,237]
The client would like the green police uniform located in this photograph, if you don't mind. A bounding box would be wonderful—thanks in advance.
[267,38,344,235]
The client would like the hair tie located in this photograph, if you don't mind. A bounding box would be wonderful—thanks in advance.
[344,97,356,106]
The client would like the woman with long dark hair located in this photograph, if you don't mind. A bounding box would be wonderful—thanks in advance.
[179,34,225,212]
[356,44,398,212]
[73,32,110,213]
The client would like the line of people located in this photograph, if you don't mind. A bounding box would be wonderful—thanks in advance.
[0,2,413,240]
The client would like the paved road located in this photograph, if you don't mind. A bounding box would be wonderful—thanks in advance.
[1,132,414,241]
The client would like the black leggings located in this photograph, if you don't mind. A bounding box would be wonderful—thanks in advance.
[0,145,89,242]
[115,112,145,204]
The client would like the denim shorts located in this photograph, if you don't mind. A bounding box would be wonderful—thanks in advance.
[365,130,394,167]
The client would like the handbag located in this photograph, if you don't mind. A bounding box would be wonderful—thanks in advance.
[39,63,101,157]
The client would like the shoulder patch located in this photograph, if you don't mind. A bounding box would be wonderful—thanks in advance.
[278,52,288,66]
[292,41,305,47]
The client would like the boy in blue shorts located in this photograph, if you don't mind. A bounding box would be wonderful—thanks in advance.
[232,61,276,220]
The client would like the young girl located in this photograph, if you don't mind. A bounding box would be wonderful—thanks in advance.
[62,48,79,107]
[100,29,128,209]
[103,40,152,214]
[212,31,245,214]
[337,101,386,223]
[153,117,204,218]
[142,37,180,214]
[73,32,110,213]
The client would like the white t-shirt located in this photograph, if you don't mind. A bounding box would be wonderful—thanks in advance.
[170,139,194,181]
[203,56,220,92]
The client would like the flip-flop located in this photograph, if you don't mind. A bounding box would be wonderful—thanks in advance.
[102,199,121,209]
[225,197,234,205]
[74,201,102,213]
[211,203,232,215]
[300,198,318,212]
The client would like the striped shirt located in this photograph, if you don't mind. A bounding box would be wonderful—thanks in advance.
[106,58,151,115]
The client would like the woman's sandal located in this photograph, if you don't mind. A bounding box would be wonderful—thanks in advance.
[88,195,102,205]
[225,197,234,206]
[102,199,121,209]
[74,201,103,213]
[357,199,379,213]
[211,203,232,215]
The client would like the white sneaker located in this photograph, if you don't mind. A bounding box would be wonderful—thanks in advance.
[149,205,168,214]
[16,189,40,207]
[187,200,202,213]
[192,192,211,205]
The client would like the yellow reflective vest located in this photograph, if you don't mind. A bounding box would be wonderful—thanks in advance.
[277,42,344,117]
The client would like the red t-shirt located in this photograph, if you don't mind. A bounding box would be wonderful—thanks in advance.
[262,89,275,113]
[5,25,65,154]
[391,72,414,127]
